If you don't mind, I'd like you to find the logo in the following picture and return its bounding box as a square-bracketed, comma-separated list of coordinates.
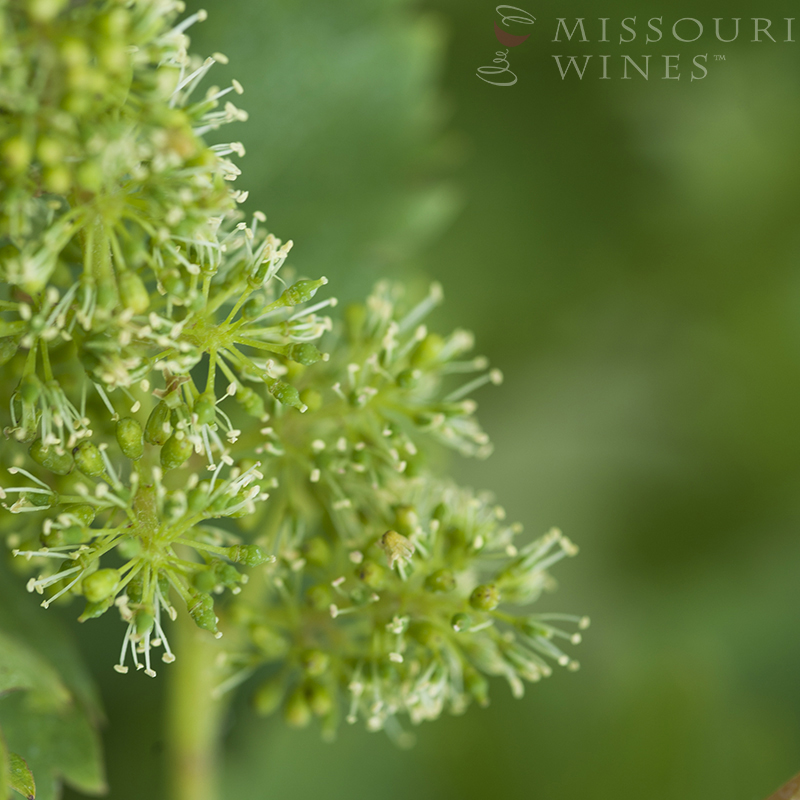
[477, 6, 536, 86]
[477, 9, 797, 86]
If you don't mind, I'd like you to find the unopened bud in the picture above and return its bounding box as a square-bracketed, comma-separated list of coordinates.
[286, 343, 324, 366]
[193, 392, 217, 426]
[29, 440, 73, 476]
[355, 560, 384, 589]
[469, 584, 500, 612]
[279, 277, 326, 307]
[82, 568, 119, 603]
[425, 569, 456, 594]
[451, 613, 472, 632]
[188, 591, 217, 632]
[160, 433, 193, 471]
[116, 417, 144, 460]
[144, 401, 172, 445]
[301, 649, 330, 677]
[73, 441, 105, 478]
[283, 686, 312, 728]
[227, 544, 270, 567]
[119, 271, 150, 314]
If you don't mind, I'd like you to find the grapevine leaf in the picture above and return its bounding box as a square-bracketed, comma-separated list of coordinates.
[0, 731, 8, 800]
[0, 693, 104, 800]
[0, 571, 105, 800]
[0, 631, 70, 713]
[8, 752, 35, 799]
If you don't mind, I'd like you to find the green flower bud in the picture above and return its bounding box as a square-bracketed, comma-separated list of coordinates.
[253, 676, 285, 716]
[213, 562, 241, 588]
[355, 560, 384, 589]
[116, 536, 141, 560]
[135, 610, 154, 637]
[82, 568, 119, 603]
[64, 525, 91, 545]
[144, 401, 172, 445]
[187, 484, 209, 514]
[64, 504, 95, 526]
[116, 417, 144, 459]
[96, 281, 118, 312]
[301, 537, 330, 568]
[264, 377, 305, 411]
[300, 649, 330, 677]
[306, 682, 334, 717]
[235, 387, 265, 418]
[40, 527, 64, 548]
[161, 272, 186, 297]
[279, 277, 327, 307]
[29, 440, 73, 476]
[127, 572, 144, 604]
[207, 492, 230, 515]
[286, 343, 324, 366]
[227, 544, 270, 567]
[160, 433, 193, 471]
[425, 568, 456, 594]
[469, 584, 500, 612]
[188, 591, 217, 632]
[284, 686, 312, 728]
[79, 595, 115, 622]
[193, 392, 217, 425]
[118, 270, 149, 314]
[73, 441, 105, 478]
[451, 613, 473, 633]
[26, 490, 53, 508]
[192, 568, 217, 594]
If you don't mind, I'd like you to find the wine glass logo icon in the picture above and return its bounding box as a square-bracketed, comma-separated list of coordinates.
[494, 5, 536, 47]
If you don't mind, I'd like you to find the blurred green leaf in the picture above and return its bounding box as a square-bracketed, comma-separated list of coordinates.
[0, 631, 69, 713]
[0, 568, 105, 800]
[186, 0, 459, 299]
[0, 693, 104, 800]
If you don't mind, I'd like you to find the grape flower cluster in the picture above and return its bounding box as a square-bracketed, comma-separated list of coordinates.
[0, 0, 587, 741]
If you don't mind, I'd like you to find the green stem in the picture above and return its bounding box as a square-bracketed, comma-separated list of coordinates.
[166, 614, 227, 800]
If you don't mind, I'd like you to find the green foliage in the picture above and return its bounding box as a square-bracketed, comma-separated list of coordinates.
[7, 752, 36, 800]
[0, 567, 104, 800]
[0, 0, 584, 791]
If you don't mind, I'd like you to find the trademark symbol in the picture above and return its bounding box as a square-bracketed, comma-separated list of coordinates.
[714, 54, 726, 61]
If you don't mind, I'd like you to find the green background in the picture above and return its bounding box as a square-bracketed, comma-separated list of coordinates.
[63, 0, 800, 797]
